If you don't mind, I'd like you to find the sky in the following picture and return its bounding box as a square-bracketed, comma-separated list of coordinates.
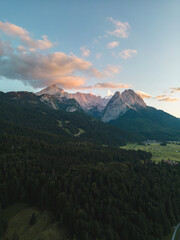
[0, 0, 180, 117]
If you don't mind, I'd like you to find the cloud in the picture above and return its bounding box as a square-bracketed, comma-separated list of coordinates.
[154, 95, 168, 99]
[119, 49, 137, 59]
[17, 45, 26, 52]
[78, 82, 131, 90]
[107, 17, 130, 38]
[154, 94, 179, 102]
[0, 38, 13, 56]
[103, 65, 122, 77]
[96, 53, 102, 60]
[158, 97, 178, 102]
[136, 91, 152, 99]
[107, 89, 113, 96]
[0, 21, 53, 50]
[0, 39, 102, 88]
[107, 41, 119, 49]
[80, 46, 90, 57]
[0, 21, 125, 90]
[170, 87, 180, 93]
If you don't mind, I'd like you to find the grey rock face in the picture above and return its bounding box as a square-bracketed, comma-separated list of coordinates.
[121, 89, 146, 109]
[101, 90, 146, 122]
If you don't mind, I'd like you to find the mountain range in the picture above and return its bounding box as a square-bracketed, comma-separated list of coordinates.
[37, 84, 109, 111]
[0, 90, 140, 146]
[0, 84, 179, 143]
[36, 85, 180, 140]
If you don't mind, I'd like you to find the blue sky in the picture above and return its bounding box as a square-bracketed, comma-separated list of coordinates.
[0, 0, 180, 117]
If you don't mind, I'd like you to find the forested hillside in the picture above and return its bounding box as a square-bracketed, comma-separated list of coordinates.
[0, 135, 180, 240]
[0, 92, 142, 145]
[109, 107, 180, 141]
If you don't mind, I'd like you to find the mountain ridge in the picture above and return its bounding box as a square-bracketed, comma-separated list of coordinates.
[0, 91, 142, 145]
[36, 84, 109, 111]
[1, 86, 180, 141]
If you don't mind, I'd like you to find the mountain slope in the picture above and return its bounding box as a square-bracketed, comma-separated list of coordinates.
[109, 106, 180, 140]
[0, 91, 141, 145]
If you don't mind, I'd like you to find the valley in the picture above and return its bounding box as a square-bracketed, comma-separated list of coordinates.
[121, 142, 180, 162]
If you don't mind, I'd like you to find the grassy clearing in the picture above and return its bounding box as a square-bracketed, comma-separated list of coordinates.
[2, 203, 69, 240]
[57, 120, 63, 127]
[121, 143, 180, 162]
[74, 128, 85, 137]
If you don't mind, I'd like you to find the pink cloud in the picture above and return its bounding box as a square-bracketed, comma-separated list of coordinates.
[108, 18, 130, 38]
[78, 82, 131, 90]
[80, 46, 90, 57]
[0, 43, 102, 88]
[103, 65, 122, 77]
[107, 41, 119, 49]
[0, 21, 53, 50]
[119, 49, 137, 59]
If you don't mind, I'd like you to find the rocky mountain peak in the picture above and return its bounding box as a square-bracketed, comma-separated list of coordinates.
[121, 89, 146, 109]
[101, 91, 133, 122]
[36, 85, 109, 111]
[36, 84, 64, 96]
[111, 91, 121, 99]
[101, 89, 146, 122]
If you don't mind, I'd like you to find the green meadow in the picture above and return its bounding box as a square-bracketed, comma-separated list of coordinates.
[121, 143, 180, 162]
[1, 203, 69, 240]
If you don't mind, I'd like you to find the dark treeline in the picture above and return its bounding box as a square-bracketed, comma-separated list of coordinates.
[0, 135, 180, 240]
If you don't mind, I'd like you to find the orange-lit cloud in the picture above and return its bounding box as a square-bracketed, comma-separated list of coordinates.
[0, 41, 102, 88]
[108, 17, 130, 38]
[154, 95, 168, 99]
[80, 46, 90, 57]
[0, 21, 128, 90]
[78, 82, 131, 90]
[136, 91, 152, 99]
[0, 21, 53, 50]
[170, 87, 180, 93]
[158, 97, 178, 102]
[107, 41, 119, 49]
[119, 49, 137, 59]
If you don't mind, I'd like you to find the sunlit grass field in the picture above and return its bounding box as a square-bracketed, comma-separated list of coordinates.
[121, 143, 180, 162]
